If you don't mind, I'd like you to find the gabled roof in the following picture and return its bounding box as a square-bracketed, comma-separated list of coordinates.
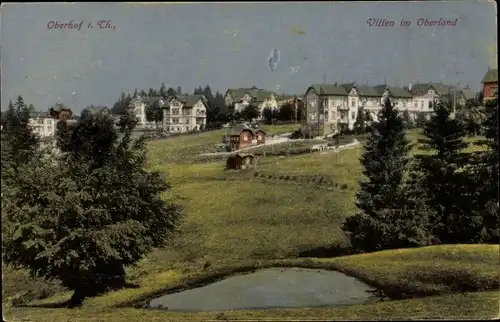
[460, 87, 476, 100]
[410, 83, 451, 96]
[341, 83, 356, 94]
[354, 85, 381, 97]
[482, 69, 498, 83]
[374, 85, 413, 98]
[166, 94, 207, 108]
[308, 84, 349, 96]
[29, 111, 50, 118]
[230, 123, 255, 136]
[226, 88, 275, 103]
[85, 106, 110, 115]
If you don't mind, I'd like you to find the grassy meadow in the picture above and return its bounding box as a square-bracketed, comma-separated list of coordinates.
[3, 124, 498, 321]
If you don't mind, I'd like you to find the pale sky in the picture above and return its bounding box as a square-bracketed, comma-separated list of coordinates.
[1, 1, 497, 113]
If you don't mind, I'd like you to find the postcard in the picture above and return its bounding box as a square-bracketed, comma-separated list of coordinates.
[1, 2, 498, 321]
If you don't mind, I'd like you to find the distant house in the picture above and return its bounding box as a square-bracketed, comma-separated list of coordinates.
[408, 83, 452, 114]
[481, 68, 498, 102]
[49, 105, 73, 120]
[162, 94, 207, 133]
[82, 106, 110, 118]
[374, 85, 414, 120]
[128, 95, 164, 129]
[226, 153, 255, 170]
[225, 87, 278, 117]
[456, 86, 477, 106]
[228, 123, 266, 151]
[28, 111, 57, 137]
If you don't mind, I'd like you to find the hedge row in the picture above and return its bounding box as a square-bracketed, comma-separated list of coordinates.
[252, 171, 350, 190]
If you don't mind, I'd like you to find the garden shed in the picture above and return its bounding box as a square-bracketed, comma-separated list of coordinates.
[226, 153, 255, 170]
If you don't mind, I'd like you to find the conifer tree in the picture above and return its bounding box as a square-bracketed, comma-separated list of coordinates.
[342, 98, 432, 253]
[413, 101, 473, 243]
[472, 98, 499, 243]
[0, 97, 39, 185]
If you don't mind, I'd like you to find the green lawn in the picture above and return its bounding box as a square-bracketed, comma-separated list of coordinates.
[4, 245, 499, 321]
[3, 126, 495, 320]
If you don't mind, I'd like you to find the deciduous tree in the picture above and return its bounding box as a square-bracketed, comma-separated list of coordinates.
[2, 111, 183, 307]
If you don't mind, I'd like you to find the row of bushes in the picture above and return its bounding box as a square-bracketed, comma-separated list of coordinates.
[248, 140, 326, 156]
[253, 171, 350, 190]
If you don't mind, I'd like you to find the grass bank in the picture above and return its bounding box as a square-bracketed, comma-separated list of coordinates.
[4, 245, 499, 321]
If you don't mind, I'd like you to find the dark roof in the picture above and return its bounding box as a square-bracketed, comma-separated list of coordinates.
[482, 69, 498, 83]
[460, 87, 476, 100]
[341, 83, 356, 93]
[166, 95, 206, 108]
[129, 96, 167, 107]
[247, 90, 275, 103]
[29, 111, 50, 118]
[308, 84, 348, 96]
[308, 83, 381, 97]
[355, 85, 381, 97]
[226, 88, 275, 103]
[230, 123, 255, 136]
[85, 106, 110, 115]
[410, 83, 451, 96]
[374, 85, 413, 98]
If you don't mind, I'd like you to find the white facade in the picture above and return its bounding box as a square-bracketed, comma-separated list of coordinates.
[129, 95, 158, 128]
[162, 96, 207, 133]
[226, 89, 278, 116]
[411, 88, 440, 113]
[29, 116, 57, 137]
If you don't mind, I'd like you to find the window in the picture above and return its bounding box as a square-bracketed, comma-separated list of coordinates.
[185, 119, 190, 124]
[351, 99, 355, 107]
[421, 101, 424, 109]
[186, 127, 189, 132]
[491, 87, 498, 96]
[351, 112, 356, 120]
[414, 101, 417, 109]
[402, 101, 406, 108]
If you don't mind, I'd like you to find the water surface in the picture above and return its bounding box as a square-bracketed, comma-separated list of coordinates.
[149, 267, 378, 312]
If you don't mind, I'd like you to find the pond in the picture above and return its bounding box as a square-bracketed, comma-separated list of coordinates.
[149, 267, 380, 312]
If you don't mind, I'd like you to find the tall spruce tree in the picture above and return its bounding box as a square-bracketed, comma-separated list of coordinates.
[342, 97, 432, 253]
[2, 111, 183, 307]
[1, 97, 39, 185]
[413, 101, 473, 243]
[472, 97, 499, 243]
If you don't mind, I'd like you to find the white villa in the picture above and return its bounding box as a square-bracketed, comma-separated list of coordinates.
[162, 94, 208, 133]
[225, 87, 278, 117]
[303, 81, 459, 135]
[408, 83, 453, 114]
[28, 111, 57, 137]
[128, 95, 160, 129]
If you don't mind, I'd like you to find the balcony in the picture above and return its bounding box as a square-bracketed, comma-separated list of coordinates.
[337, 105, 349, 111]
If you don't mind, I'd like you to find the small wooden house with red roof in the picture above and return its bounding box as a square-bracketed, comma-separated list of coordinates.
[228, 123, 266, 151]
